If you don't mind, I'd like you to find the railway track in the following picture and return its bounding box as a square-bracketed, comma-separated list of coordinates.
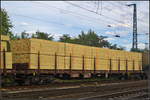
[78, 88, 148, 100]
[1, 79, 137, 91]
[2, 80, 148, 100]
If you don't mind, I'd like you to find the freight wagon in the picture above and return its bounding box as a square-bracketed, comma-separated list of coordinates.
[0, 35, 148, 85]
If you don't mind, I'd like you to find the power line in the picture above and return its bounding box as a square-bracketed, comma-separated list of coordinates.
[10, 13, 84, 31]
[31, 2, 130, 29]
[64, 1, 126, 24]
[91, 1, 148, 26]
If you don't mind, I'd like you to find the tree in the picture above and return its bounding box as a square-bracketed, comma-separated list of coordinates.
[74, 29, 117, 48]
[59, 34, 72, 42]
[58, 29, 124, 50]
[11, 34, 20, 40]
[0, 8, 13, 37]
[32, 30, 53, 40]
[21, 30, 29, 39]
[130, 48, 144, 52]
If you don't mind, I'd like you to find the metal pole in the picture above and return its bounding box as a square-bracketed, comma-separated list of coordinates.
[0, 22, 2, 100]
[0, 36, 2, 100]
[127, 4, 138, 50]
[148, 32, 150, 99]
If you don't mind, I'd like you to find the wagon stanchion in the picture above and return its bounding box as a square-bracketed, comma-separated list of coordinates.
[125, 59, 128, 79]
[0, 31, 2, 100]
[69, 53, 72, 74]
[126, 59, 128, 73]
[54, 52, 57, 74]
[82, 55, 85, 77]
[109, 59, 112, 78]
[118, 58, 120, 73]
[3, 49, 6, 76]
[133, 60, 135, 72]
[37, 52, 41, 76]
[94, 56, 96, 74]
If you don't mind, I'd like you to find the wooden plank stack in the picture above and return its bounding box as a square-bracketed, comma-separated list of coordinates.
[11, 38, 142, 72]
[0, 35, 12, 69]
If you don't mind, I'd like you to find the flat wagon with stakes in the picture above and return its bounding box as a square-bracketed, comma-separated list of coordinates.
[0, 35, 148, 85]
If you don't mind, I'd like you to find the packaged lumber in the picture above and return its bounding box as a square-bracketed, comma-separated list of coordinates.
[118, 51, 126, 71]
[1, 41, 7, 51]
[11, 39, 66, 70]
[1, 35, 10, 41]
[142, 52, 149, 67]
[11, 38, 143, 73]
[0, 52, 12, 69]
[0, 35, 12, 69]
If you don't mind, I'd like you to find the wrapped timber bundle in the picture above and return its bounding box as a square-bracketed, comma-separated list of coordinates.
[0, 35, 12, 70]
[11, 38, 143, 77]
[142, 52, 149, 67]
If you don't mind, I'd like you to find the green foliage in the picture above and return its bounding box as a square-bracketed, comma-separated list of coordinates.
[59, 29, 124, 50]
[0, 8, 13, 37]
[21, 30, 29, 39]
[59, 34, 73, 43]
[130, 48, 146, 52]
[11, 34, 20, 40]
[32, 30, 53, 40]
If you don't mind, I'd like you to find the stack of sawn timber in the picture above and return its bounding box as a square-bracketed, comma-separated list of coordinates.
[11, 38, 142, 72]
[0, 35, 12, 69]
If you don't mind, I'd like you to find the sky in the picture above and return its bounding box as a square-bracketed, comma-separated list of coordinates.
[1, 1, 149, 51]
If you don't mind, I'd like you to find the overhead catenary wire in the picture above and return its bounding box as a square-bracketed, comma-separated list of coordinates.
[30, 1, 135, 36]
[33, 1, 125, 26]
[64, 1, 126, 24]
[85, 1, 148, 26]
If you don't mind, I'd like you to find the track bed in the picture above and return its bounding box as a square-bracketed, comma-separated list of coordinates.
[2, 80, 148, 100]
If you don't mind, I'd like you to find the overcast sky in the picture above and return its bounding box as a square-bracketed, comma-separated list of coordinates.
[1, 1, 149, 51]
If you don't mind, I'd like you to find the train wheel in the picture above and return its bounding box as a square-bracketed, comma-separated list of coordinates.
[2, 75, 15, 86]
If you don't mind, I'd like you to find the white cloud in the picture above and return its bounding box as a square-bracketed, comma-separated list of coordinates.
[123, 43, 132, 51]
[104, 37, 115, 41]
[51, 33, 63, 40]
[105, 31, 115, 35]
[138, 43, 146, 49]
[26, 30, 36, 34]
[20, 22, 30, 26]
[123, 43, 146, 51]
[1, 1, 149, 51]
